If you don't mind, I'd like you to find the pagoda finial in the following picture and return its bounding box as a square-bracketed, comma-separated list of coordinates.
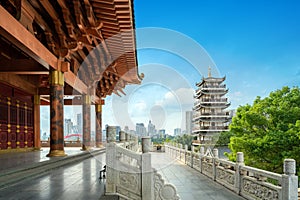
[208, 66, 211, 77]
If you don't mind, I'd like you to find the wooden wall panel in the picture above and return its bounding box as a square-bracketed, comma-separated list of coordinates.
[0, 82, 34, 150]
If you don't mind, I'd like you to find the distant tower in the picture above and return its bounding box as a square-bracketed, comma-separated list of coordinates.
[174, 128, 182, 136]
[185, 111, 193, 134]
[77, 113, 82, 133]
[147, 120, 156, 136]
[192, 68, 230, 144]
[136, 123, 147, 137]
[124, 126, 129, 133]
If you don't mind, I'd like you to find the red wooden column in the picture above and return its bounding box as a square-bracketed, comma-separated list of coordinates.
[82, 94, 91, 150]
[95, 99, 104, 148]
[47, 70, 66, 157]
[33, 95, 41, 149]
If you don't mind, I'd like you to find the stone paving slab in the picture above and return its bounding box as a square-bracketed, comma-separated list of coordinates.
[0, 147, 89, 172]
[0, 153, 106, 200]
[151, 152, 245, 200]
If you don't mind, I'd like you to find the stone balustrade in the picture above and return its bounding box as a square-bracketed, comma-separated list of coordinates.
[165, 143, 299, 200]
[105, 126, 180, 200]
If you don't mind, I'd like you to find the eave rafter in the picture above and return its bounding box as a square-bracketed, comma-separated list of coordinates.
[0, 0, 140, 100]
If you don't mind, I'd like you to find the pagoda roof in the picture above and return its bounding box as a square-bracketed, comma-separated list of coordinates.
[196, 76, 226, 87]
[198, 102, 231, 109]
[195, 89, 228, 96]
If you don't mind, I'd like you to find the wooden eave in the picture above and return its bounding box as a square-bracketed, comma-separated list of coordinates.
[0, 0, 141, 100]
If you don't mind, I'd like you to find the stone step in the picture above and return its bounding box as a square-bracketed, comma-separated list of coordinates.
[0, 148, 105, 189]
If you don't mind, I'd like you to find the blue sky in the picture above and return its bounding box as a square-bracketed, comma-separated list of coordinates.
[41, 0, 300, 136]
[108, 0, 300, 134]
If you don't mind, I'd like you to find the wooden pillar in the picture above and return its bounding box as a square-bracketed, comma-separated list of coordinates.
[95, 101, 103, 148]
[82, 94, 91, 150]
[33, 95, 41, 149]
[47, 70, 66, 157]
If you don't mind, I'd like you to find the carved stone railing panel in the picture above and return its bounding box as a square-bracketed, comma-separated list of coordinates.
[241, 176, 281, 200]
[106, 134, 181, 200]
[215, 159, 236, 191]
[186, 152, 192, 167]
[116, 144, 142, 169]
[240, 165, 282, 186]
[180, 150, 184, 162]
[116, 171, 142, 199]
[164, 144, 298, 200]
[193, 156, 201, 172]
[202, 161, 213, 178]
[216, 166, 235, 191]
[154, 170, 180, 200]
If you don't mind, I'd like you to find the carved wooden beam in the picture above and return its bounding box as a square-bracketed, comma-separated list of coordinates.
[39, 0, 68, 57]
[0, 6, 57, 69]
[0, 73, 36, 94]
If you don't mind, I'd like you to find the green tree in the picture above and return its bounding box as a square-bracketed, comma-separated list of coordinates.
[174, 134, 194, 149]
[227, 86, 300, 175]
[214, 131, 234, 146]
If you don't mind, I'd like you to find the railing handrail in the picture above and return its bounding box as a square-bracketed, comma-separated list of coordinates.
[165, 144, 298, 200]
[240, 165, 283, 182]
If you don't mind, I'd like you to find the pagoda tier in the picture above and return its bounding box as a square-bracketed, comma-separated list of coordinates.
[195, 89, 228, 98]
[192, 72, 231, 143]
[196, 77, 226, 87]
[193, 102, 231, 110]
[195, 118, 230, 123]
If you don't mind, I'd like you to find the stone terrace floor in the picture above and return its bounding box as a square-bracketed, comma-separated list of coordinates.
[0, 148, 245, 200]
[151, 152, 245, 200]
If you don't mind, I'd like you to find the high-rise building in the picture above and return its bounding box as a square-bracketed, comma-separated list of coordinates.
[136, 123, 147, 136]
[147, 120, 156, 136]
[124, 126, 129, 133]
[185, 111, 193, 134]
[158, 129, 166, 138]
[77, 113, 82, 133]
[174, 128, 182, 136]
[64, 119, 73, 136]
[193, 68, 231, 144]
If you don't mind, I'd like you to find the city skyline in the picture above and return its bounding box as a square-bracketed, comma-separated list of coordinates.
[40, 1, 300, 135]
[102, 0, 300, 134]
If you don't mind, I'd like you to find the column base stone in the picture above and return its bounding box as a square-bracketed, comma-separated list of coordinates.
[46, 150, 67, 157]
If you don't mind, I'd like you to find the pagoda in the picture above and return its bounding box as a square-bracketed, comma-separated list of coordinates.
[192, 67, 231, 144]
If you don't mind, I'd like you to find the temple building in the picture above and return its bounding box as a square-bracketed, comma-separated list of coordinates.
[192, 68, 230, 144]
[0, 0, 141, 155]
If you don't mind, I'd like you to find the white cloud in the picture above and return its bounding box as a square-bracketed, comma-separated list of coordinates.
[157, 87, 194, 110]
[133, 101, 147, 111]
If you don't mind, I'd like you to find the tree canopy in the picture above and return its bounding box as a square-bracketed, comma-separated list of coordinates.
[174, 134, 194, 149]
[226, 86, 300, 175]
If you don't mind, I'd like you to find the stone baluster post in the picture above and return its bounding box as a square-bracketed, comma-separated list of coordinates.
[191, 145, 195, 168]
[106, 126, 116, 143]
[141, 136, 153, 200]
[234, 152, 244, 194]
[213, 148, 219, 181]
[120, 131, 125, 142]
[105, 126, 117, 194]
[119, 131, 126, 148]
[135, 136, 139, 151]
[199, 146, 205, 173]
[282, 159, 298, 200]
[185, 144, 188, 164]
[151, 142, 154, 151]
[125, 133, 129, 142]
